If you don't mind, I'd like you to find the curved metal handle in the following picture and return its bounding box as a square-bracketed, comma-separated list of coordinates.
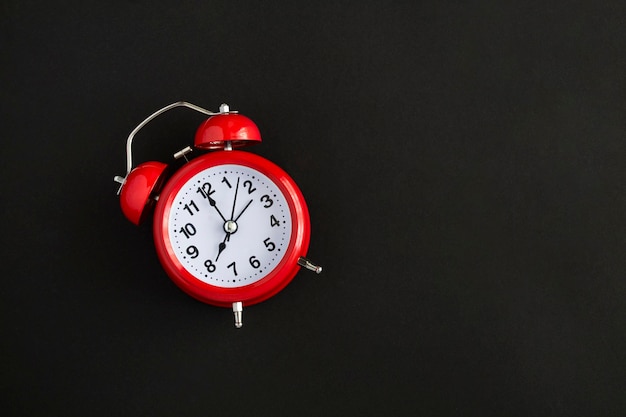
[114, 101, 234, 190]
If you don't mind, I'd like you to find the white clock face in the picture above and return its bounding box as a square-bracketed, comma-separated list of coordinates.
[167, 164, 293, 288]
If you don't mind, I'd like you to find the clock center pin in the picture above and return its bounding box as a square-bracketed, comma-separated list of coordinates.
[224, 220, 238, 234]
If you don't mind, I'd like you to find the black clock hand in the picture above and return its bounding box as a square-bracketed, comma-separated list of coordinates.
[216, 232, 230, 261]
[230, 177, 240, 220]
[207, 195, 227, 222]
[234, 199, 253, 222]
[214, 177, 242, 261]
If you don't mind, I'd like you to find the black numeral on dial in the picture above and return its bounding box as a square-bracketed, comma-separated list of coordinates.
[183, 200, 199, 216]
[260, 194, 273, 208]
[227, 261, 238, 276]
[249, 256, 261, 269]
[270, 215, 280, 227]
[178, 223, 196, 238]
[263, 238, 276, 252]
[186, 245, 199, 259]
[196, 182, 214, 198]
[204, 259, 216, 273]
[243, 180, 257, 194]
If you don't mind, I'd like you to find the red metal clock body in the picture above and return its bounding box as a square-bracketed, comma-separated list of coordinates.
[114, 102, 322, 327]
[152, 150, 311, 308]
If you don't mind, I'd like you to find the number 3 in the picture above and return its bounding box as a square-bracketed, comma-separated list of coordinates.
[260, 194, 273, 208]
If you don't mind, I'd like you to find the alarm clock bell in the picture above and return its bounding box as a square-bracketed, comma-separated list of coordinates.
[114, 102, 258, 225]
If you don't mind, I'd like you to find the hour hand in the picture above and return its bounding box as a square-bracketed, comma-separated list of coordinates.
[208, 195, 227, 222]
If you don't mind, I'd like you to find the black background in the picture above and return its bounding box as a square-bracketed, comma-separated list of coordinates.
[2, 1, 626, 416]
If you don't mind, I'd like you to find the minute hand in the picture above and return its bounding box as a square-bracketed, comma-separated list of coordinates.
[234, 199, 253, 222]
[230, 177, 240, 220]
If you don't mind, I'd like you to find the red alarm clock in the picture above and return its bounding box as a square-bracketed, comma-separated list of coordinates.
[114, 102, 322, 328]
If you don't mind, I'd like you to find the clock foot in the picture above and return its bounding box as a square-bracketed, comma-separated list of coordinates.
[232, 302, 243, 328]
[297, 257, 323, 274]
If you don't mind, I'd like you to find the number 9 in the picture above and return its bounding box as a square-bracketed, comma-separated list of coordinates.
[186, 245, 199, 259]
